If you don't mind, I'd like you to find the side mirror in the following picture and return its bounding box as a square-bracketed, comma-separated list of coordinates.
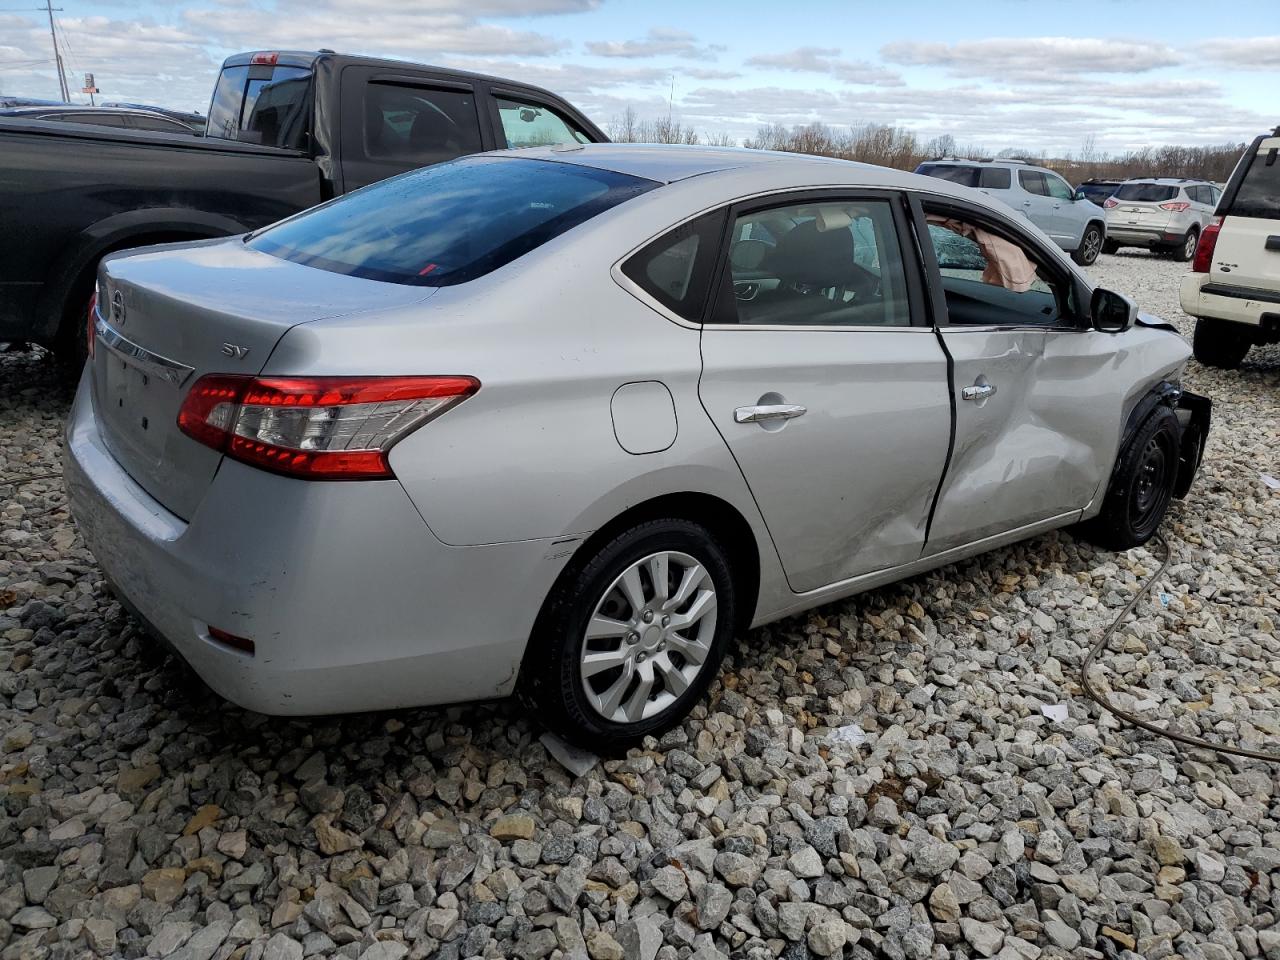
[1091, 287, 1136, 333]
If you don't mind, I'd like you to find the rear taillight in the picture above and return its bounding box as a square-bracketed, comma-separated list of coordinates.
[1103, 197, 1119, 209]
[177, 375, 479, 479]
[1191, 217, 1222, 273]
[251, 52, 279, 65]
[86, 292, 97, 360]
[1159, 201, 1191, 212]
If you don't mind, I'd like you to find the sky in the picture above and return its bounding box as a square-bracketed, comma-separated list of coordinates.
[0, 0, 1276, 155]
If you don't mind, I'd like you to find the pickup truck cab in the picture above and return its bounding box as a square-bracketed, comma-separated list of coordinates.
[0, 50, 606, 360]
[1180, 127, 1280, 369]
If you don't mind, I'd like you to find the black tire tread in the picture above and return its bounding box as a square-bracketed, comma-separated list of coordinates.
[1192, 317, 1251, 369]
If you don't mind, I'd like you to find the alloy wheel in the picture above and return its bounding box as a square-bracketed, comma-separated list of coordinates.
[579, 550, 718, 723]
[1183, 231, 1198, 260]
[1082, 228, 1102, 262]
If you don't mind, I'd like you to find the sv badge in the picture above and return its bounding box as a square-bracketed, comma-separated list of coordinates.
[221, 343, 251, 360]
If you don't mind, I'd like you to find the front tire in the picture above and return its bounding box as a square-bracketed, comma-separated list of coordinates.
[1072, 224, 1104, 266]
[522, 519, 736, 751]
[1079, 407, 1180, 550]
[1192, 317, 1251, 369]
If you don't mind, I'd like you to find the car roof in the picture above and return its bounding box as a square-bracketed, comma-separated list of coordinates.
[488, 143, 996, 201]
[1123, 177, 1209, 185]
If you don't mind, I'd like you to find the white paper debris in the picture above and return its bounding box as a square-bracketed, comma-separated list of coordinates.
[1040, 703, 1069, 722]
[827, 724, 868, 746]
[1261, 473, 1280, 491]
[539, 732, 599, 777]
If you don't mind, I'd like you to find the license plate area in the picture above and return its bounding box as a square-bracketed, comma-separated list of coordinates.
[100, 350, 177, 469]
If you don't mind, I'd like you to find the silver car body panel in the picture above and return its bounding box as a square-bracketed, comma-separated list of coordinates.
[66, 144, 1195, 716]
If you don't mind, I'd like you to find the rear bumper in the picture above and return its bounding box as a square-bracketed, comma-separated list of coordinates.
[64, 370, 569, 716]
[1179, 274, 1280, 332]
[1106, 226, 1181, 246]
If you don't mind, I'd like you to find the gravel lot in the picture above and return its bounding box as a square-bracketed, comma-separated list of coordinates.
[2, 250, 1278, 960]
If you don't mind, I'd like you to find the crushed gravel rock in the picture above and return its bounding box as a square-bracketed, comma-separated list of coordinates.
[2, 250, 1278, 960]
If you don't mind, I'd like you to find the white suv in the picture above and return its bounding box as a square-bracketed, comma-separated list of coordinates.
[1180, 129, 1280, 369]
[915, 159, 1107, 265]
[1103, 178, 1221, 261]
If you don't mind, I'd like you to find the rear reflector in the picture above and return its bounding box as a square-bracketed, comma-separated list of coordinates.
[177, 375, 479, 479]
[1192, 217, 1222, 273]
[208, 626, 255, 656]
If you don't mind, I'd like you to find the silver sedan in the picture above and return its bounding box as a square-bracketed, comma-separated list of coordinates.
[65, 144, 1210, 748]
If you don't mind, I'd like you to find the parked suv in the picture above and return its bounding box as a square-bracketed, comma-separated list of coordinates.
[1103, 178, 1220, 260]
[915, 159, 1107, 265]
[1075, 178, 1122, 205]
[1180, 129, 1280, 368]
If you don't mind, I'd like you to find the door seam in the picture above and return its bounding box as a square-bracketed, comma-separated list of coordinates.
[922, 327, 957, 554]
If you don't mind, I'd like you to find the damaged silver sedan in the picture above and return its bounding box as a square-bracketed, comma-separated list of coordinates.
[65, 145, 1210, 748]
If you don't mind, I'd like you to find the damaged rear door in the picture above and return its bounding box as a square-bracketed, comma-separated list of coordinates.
[914, 197, 1120, 554]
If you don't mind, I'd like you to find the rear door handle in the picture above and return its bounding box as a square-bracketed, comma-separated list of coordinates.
[734, 404, 807, 424]
[1265, 235, 1280, 251]
[962, 383, 997, 402]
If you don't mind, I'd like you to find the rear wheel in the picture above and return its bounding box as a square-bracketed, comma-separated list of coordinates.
[522, 519, 736, 750]
[1102, 239, 1120, 255]
[1172, 228, 1199, 263]
[1072, 224, 1104, 266]
[1192, 317, 1251, 369]
[1079, 406, 1180, 550]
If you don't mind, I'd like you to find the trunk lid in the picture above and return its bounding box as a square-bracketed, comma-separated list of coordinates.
[91, 237, 433, 520]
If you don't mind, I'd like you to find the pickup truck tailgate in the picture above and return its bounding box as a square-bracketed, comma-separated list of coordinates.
[91, 237, 432, 521]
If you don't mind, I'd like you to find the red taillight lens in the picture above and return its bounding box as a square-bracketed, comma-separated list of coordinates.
[251, 52, 279, 65]
[86, 292, 97, 360]
[1191, 217, 1221, 273]
[1159, 201, 1191, 212]
[1103, 197, 1119, 209]
[177, 375, 479, 479]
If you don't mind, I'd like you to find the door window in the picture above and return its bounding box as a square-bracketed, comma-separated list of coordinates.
[1044, 174, 1075, 201]
[360, 83, 483, 165]
[714, 200, 912, 327]
[1018, 170, 1049, 196]
[924, 209, 1072, 327]
[496, 97, 591, 149]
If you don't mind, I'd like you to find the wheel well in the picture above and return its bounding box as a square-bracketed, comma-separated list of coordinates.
[58, 231, 214, 334]
[566, 493, 761, 631]
[1088, 219, 1106, 234]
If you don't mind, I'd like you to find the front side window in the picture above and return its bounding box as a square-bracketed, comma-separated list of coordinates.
[713, 200, 912, 327]
[361, 83, 483, 165]
[924, 208, 1071, 327]
[1019, 170, 1049, 196]
[497, 97, 592, 149]
[249, 156, 655, 286]
[1044, 174, 1075, 201]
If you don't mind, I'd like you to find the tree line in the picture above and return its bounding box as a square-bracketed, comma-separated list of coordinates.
[606, 110, 1247, 184]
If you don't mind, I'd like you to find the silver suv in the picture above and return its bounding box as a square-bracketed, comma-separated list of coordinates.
[915, 158, 1107, 265]
[1103, 178, 1221, 261]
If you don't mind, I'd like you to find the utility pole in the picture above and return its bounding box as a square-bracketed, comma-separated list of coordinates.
[43, 0, 69, 101]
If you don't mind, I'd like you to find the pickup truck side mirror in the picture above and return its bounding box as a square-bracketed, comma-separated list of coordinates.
[1091, 287, 1136, 333]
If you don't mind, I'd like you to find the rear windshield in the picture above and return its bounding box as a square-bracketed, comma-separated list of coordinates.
[1115, 183, 1177, 203]
[1230, 149, 1280, 218]
[917, 164, 1010, 189]
[248, 156, 656, 286]
[1076, 183, 1117, 203]
[207, 63, 311, 148]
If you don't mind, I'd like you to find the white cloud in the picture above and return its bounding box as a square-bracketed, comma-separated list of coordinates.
[745, 46, 902, 86]
[881, 37, 1183, 81]
[584, 27, 721, 60]
[1197, 36, 1280, 69]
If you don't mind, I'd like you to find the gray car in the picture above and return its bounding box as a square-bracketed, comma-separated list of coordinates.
[915, 158, 1108, 266]
[65, 145, 1210, 748]
[1103, 178, 1222, 261]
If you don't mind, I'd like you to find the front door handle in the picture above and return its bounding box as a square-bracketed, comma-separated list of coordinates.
[734, 403, 807, 424]
[962, 382, 997, 402]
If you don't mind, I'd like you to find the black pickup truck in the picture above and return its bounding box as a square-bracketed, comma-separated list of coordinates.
[0, 50, 606, 359]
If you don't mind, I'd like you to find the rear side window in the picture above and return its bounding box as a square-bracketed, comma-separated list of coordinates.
[249, 156, 655, 286]
[497, 97, 592, 149]
[362, 83, 482, 165]
[1230, 150, 1280, 218]
[1116, 183, 1177, 203]
[979, 167, 1011, 189]
[918, 164, 979, 187]
[1019, 170, 1048, 196]
[621, 211, 725, 321]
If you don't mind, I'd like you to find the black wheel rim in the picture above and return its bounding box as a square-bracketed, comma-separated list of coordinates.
[1131, 433, 1174, 535]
